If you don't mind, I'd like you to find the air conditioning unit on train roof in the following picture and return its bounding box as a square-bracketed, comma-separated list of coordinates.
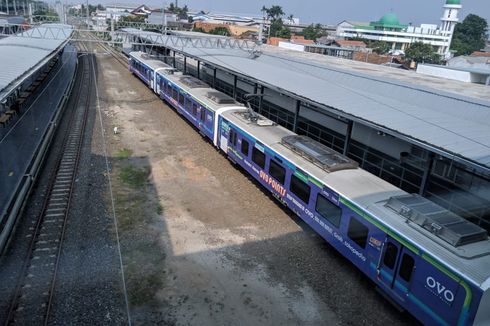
[205, 91, 235, 105]
[385, 194, 488, 248]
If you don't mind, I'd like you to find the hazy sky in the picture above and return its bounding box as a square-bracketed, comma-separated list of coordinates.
[98, 0, 490, 27]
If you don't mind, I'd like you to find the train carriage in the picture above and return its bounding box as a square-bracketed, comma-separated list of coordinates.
[128, 51, 490, 325]
[129, 51, 174, 90]
[218, 108, 490, 326]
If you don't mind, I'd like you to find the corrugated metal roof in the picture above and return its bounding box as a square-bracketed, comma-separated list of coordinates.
[123, 29, 490, 170]
[0, 23, 73, 98]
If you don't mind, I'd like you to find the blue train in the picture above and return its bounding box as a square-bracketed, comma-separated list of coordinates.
[129, 51, 490, 325]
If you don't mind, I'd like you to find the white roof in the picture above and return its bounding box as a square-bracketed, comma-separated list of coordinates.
[121, 29, 490, 172]
[0, 23, 73, 100]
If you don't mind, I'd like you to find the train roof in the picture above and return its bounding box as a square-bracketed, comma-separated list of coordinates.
[129, 51, 172, 71]
[159, 71, 244, 111]
[221, 109, 490, 289]
[129, 51, 244, 112]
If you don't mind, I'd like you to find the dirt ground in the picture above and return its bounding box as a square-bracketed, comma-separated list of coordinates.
[93, 51, 417, 326]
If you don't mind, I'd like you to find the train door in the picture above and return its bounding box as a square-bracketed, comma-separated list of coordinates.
[156, 75, 161, 94]
[378, 237, 416, 303]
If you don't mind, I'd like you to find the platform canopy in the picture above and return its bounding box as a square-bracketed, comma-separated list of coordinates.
[0, 24, 73, 101]
[122, 29, 490, 173]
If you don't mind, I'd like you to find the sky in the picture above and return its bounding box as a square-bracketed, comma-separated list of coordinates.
[96, 0, 490, 27]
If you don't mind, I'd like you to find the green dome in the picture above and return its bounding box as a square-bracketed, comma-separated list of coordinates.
[446, 0, 461, 4]
[379, 13, 400, 26]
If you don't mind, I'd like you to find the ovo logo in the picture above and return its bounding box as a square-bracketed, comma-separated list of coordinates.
[426, 276, 455, 303]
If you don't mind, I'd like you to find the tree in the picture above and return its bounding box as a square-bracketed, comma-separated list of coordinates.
[210, 27, 230, 36]
[451, 14, 488, 56]
[168, 2, 176, 13]
[405, 42, 441, 64]
[371, 41, 390, 54]
[302, 23, 325, 40]
[193, 27, 205, 33]
[115, 15, 146, 30]
[348, 37, 389, 54]
[166, 2, 187, 20]
[262, 5, 284, 21]
[261, 5, 291, 38]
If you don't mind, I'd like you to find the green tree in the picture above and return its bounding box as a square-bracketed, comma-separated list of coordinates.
[261, 5, 291, 38]
[262, 5, 284, 21]
[405, 42, 441, 64]
[80, 4, 98, 16]
[115, 15, 146, 30]
[168, 2, 176, 13]
[451, 14, 488, 56]
[33, 8, 59, 22]
[371, 41, 390, 54]
[302, 23, 325, 40]
[192, 27, 205, 33]
[166, 2, 187, 20]
[210, 27, 230, 36]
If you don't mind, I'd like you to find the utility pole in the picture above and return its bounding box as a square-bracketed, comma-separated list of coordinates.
[161, 0, 166, 34]
[86, 0, 89, 27]
[13, 0, 16, 15]
[29, 3, 33, 24]
[5, 0, 9, 15]
[110, 12, 115, 44]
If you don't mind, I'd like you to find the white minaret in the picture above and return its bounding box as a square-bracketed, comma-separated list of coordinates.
[440, 0, 462, 57]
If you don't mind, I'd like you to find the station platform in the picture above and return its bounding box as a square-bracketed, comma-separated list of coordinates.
[0, 44, 77, 250]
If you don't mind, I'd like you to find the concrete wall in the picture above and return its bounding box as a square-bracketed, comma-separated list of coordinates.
[278, 42, 305, 52]
[417, 64, 472, 83]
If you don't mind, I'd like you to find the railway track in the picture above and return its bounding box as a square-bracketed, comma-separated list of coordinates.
[85, 32, 129, 68]
[4, 42, 93, 325]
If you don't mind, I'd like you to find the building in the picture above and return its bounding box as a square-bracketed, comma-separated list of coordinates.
[337, 0, 462, 59]
[146, 12, 177, 25]
[417, 55, 490, 85]
[131, 5, 153, 17]
[333, 40, 367, 51]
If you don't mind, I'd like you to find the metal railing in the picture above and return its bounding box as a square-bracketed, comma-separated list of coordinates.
[0, 23, 259, 52]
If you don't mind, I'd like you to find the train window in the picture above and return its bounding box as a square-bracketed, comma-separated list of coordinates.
[185, 97, 192, 111]
[241, 139, 249, 156]
[269, 160, 285, 184]
[172, 88, 178, 101]
[315, 194, 341, 228]
[398, 254, 415, 283]
[347, 217, 369, 249]
[383, 243, 398, 270]
[200, 108, 205, 121]
[192, 103, 198, 116]
[179, 93, 185, 106]
[252, 147, 265, 169]
[290, 175, 311, 204]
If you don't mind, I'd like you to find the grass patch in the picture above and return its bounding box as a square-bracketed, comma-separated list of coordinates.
[116, 194, 145, 232]
[156, 203, 164, 215]
[119, 164, 148, 188]
[127, 268, 165, 307]
[116, 148, 133, 159]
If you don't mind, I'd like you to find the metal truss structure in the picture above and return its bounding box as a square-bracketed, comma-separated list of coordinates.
[0, 22, 259, 52]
